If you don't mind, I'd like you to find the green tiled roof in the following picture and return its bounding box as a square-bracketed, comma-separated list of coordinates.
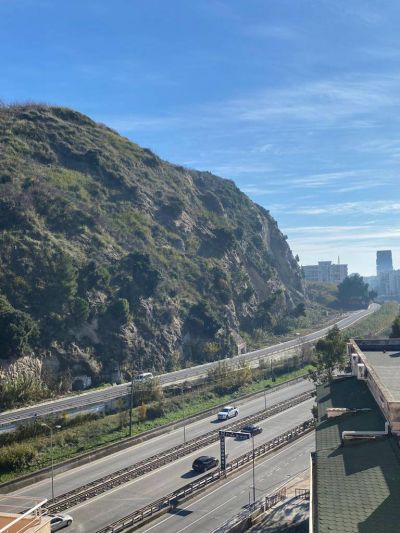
[315, 377, 400, 533]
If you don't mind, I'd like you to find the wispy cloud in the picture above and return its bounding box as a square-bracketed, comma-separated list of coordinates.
[292, 201, 400, 216]
[103, 74, 400, 134]
[240, 185, 273, 196]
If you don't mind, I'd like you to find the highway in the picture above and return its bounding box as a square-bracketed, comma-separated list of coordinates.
[136, 432, 314, 533]
[0, 304, 378, 426]
[54, 399, 313, 532]
[13, 380, 313, 500]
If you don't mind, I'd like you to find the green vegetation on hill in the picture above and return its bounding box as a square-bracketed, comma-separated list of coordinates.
[0, 103, 304, 395]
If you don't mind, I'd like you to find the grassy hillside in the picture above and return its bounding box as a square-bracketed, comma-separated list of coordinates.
[0, 103, 305, 399]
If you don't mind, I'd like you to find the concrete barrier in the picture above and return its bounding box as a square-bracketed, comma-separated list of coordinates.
[0, 376, 307, 494]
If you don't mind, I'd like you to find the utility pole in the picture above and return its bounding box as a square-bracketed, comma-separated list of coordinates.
[129, 373, 134, 437]
[40, 423, 61, 500]
[252, 435, 256, 506]
[182, 384, 186, 444]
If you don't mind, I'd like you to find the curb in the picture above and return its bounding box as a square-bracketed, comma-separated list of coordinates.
[0, 376, 308, 493]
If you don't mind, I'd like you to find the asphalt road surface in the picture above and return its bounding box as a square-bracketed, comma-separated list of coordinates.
[136, 432, 314, 533]
[62, 399, 314, 532]
[0, 304, 378, 427]
[13, 379, 313, 501]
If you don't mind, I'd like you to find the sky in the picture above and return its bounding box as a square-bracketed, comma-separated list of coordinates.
[1, 0, 400, 275]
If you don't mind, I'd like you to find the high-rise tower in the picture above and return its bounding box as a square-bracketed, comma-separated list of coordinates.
[376, 250, 393, 275]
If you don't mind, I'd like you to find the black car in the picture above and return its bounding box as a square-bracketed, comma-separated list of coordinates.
[237, 424, 263, 439]
[192, 455, 219, 473]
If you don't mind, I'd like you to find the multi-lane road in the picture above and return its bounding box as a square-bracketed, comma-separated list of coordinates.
[12, 380, 315, 532]
[136, 432, 314, 533]
[60, 399, 314, 531]
[0, 304, 378, 427]
[13, 380, 313, 500]
[10, 380, 313, 533]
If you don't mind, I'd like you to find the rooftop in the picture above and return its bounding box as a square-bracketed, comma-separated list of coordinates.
[0, 495, 50, 533]
[314, 376, 400, 533]
[361, 350, 400, 402]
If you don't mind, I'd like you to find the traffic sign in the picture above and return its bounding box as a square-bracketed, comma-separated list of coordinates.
[219, 430, 251, 471]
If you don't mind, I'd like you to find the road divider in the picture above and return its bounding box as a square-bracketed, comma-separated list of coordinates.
[47, 390, 314, 514]
[96, 419, 314, 533]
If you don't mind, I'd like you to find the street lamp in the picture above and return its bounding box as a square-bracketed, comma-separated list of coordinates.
[252, 435, 256, 506]
[182, 384, 186, 444]
[129, 373, 135, 437]
[40, 423, 61, 500]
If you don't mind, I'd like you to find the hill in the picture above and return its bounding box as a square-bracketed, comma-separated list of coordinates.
[0, 103, 304, 391]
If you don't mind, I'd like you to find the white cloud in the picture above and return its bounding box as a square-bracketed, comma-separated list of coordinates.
[102, 73, 400, 135]
[293, 201, 400, 216]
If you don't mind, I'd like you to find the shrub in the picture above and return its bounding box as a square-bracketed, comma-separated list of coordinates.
[0, 443, 37, 473]
[137, 402, 147, 422]
[146, 402, 165, 420]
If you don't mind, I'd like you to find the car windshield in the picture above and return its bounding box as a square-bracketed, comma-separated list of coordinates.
[221, 408, 231, 412]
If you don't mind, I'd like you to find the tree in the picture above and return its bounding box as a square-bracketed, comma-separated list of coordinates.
[292, 302, 306, 317]
[0, 296, 39, 359]
[390, 313, 400, 338]
[107, 298, 131, 324]
[186, 300, 221, 337]
[118, 252, 161, 305]
[71, 297, 90, 324]
[309, 326, 346, 384]
[337, 274, 372, 309]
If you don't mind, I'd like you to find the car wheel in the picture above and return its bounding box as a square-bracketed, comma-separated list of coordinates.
[235, 411, 238, 417]
[67, 521, 72, 527]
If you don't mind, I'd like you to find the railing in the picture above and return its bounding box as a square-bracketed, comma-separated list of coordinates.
[96, 419, 314, 533]
[47, 391, 314, 513]
[295, 488, 310, 500]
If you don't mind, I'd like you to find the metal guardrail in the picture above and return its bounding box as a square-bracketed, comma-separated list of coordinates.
[212, 487, 287, 533]
[47, 390, 314, 513]
[295, 488, 310, 499]
[96, 419, 314, 533]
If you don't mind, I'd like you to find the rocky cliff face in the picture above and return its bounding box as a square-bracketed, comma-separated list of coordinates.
[0, 104, 304, 382]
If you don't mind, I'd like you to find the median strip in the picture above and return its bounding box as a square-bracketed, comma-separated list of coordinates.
[47, 390, 314, 513]
[96, 419, 314, 533]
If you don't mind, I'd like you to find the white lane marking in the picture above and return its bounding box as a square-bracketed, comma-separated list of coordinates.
[175, 496, 237, 533]
[15, 383, 311, 494]
[64, 402, 313, 512]
[138, 433, 313, 533]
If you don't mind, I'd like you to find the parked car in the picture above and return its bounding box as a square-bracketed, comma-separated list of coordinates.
[236, 424, 263, 439]
[217, 406, 239, 420]
[49, 514, 73, 531]
[192, 455, 219, 473]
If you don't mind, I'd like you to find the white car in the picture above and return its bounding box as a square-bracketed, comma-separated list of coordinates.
[49, 514, 73, 531]
[217, 406, 239, 420]
[134, 372, 154, 381]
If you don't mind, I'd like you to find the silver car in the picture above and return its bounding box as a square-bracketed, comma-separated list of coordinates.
[49, 514, 73, 531]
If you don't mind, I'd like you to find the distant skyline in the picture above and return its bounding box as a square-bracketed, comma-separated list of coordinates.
[1, 0, 400, 275]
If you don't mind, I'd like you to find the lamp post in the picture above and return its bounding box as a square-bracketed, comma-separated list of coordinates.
[129, 372, 135, 437]
[252, 435, 256, 506]
[40, 423, 61, 500]
[182, 384, 186, 444]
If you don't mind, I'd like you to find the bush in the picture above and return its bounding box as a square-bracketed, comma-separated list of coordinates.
[146, 402, 165, 420]
[0, 443, 37, 473]
[138, 402, 147, 422]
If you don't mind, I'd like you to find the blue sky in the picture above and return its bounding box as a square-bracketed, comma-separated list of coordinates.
[1, 0, 400, 275]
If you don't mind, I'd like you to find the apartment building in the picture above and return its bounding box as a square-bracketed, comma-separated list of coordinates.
[303, 261, 348, 284]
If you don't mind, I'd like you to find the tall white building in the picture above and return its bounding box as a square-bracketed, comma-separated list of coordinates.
[378, 269, 400, 299]
[303, 260, 348, 284]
